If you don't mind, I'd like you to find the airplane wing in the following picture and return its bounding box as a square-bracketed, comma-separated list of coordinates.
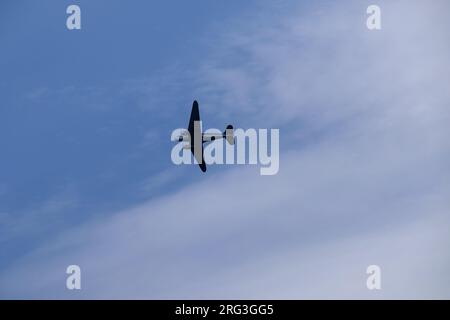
[188, 100, 206, 172]
[198, 162, 206, 172]
[188, 100, 200, 135]
[194, 146, 207, 172]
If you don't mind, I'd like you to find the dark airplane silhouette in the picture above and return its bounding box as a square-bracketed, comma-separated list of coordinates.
[178, 100, 234, 172]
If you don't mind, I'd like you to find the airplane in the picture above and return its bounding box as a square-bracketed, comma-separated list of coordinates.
[177, 100, 234, 172]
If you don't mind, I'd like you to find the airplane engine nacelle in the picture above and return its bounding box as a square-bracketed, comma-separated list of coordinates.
[177, 130, 190, 142]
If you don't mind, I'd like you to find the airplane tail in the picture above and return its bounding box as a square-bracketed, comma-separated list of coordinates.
[223, 125, 234, 145]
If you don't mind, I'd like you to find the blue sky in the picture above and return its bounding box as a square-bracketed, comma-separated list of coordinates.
[0, 0, 253, 266]
[1, 0, 450, 298]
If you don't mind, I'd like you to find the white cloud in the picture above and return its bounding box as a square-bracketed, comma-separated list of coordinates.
[1, 140, 449, 298]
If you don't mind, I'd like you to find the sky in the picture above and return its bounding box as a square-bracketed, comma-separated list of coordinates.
[0, 0, 449, 299]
